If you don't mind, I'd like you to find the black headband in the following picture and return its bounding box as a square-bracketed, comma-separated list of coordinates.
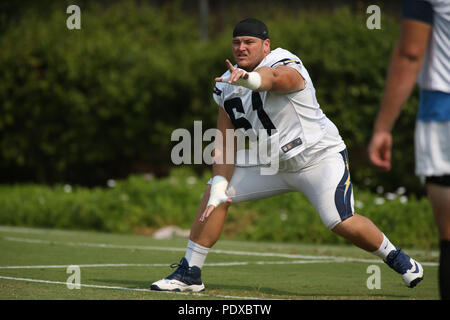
[233, 18, 269, 40]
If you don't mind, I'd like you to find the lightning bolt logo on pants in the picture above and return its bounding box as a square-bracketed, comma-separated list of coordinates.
[334, 149, 354, 221]
[343, 159, 351, 204]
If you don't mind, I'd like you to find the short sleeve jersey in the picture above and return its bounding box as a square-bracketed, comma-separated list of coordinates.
[404, 0, 450, 93]
[212, 48, 328, 161]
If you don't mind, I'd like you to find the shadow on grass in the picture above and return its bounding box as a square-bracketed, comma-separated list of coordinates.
[205, 283, 410, 299]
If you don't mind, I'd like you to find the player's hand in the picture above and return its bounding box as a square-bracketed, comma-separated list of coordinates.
[199, 197, 232, 223]
[368, 131, 392, 171]
[199, 176, 232, 223]
[215, 59, 249, 84]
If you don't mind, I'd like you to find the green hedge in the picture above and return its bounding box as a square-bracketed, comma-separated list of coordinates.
[0, 1, 224, 184]
[0, 2, 424, 194]
[0, 168, 438, 249]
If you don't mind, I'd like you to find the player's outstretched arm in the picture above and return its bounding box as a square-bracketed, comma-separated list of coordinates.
[368, 19, 431, 170]
[254, 65, 304, 93]
[215, 59, 305, 93]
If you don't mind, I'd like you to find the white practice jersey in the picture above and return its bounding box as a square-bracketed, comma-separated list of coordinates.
[213, 48, 329, 162]
[419, 0, 450, 93]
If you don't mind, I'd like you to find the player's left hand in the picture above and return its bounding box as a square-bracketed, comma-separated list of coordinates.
[215, 59, 249, 84]
[368, 131, 393, 171]
[199, 197, 232, 223]
[199, 176, 232, 223]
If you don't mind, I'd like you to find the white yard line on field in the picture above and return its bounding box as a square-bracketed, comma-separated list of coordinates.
[0, 260, 335, 270]
[0, 225, 439, 256]
[1, 236, 439, 266]
[0, 275, 275, 300]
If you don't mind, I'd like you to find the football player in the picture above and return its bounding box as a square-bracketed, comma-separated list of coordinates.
[369, 0, 450, 300]
[151, 18, 424, 292]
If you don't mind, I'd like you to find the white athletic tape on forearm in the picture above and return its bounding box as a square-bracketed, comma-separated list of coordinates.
[207, 175, 229, 208]
[221, 69, 261, 91]
[234, 71, 261, 90]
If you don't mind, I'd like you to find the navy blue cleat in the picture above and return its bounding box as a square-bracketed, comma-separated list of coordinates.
[150, 258, 205, 292]
[385, 248, 424, 288]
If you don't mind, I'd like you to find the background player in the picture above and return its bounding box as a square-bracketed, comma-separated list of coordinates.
[368, 0, 450, 300]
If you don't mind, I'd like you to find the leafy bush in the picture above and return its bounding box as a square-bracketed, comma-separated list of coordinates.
[0, 3, 424, 196]
[0, 1, 222, 184]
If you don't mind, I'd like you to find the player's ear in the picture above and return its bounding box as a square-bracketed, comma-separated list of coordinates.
[263, 39, 270, 54]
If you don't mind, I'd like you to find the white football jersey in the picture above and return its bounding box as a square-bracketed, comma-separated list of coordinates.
[213, 47, 329, 161]
[419, 0, 450, 93]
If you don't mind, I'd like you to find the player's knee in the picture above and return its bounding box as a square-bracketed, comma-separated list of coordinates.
[329, 215, 356, 234]
[320, 210, 354, 231]
[323, 216, 344, 231]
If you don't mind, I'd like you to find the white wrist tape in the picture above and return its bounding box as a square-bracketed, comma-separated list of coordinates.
[235, 71, 262, 90]
[223, 69, 261, 91]
[207, 175, 229, 208]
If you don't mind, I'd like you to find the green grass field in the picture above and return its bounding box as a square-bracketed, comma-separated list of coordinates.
[0, 225, 439, 300]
